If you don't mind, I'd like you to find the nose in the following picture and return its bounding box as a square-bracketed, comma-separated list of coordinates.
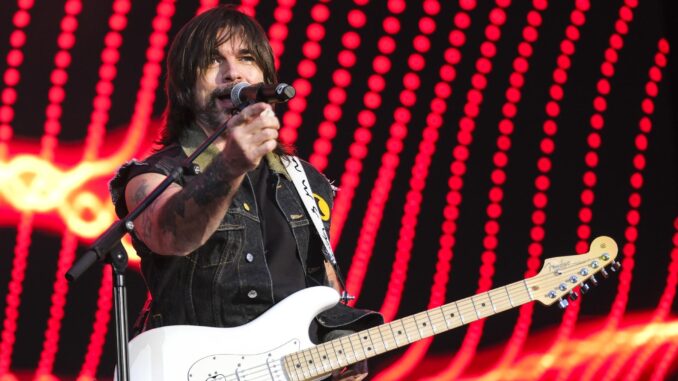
[219, 60, 243, 84]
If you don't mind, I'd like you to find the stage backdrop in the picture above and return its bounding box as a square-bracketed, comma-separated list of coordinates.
[0, 0, 675, 380]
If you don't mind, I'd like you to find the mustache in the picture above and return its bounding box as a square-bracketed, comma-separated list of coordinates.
[210, 86, 234, 102]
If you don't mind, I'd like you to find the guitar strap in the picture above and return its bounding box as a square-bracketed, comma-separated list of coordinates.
[281, 155, 353, 303]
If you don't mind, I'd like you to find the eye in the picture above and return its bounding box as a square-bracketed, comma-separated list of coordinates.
[240, 54, 256, 63]
[210, 54, 224, 65]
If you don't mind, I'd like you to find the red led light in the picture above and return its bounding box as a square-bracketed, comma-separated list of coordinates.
[372, 55, 391, 73]
[78, 269, 113, 380]
[36, 233, 77, 378]
[413, 36, 431, 52]
[347, 9, 366, 28]
[489, 8, 506, 25]
[454, 13, 471, 29]
[279, 2, 336, 147]
[0, 0, 34, 155]
[306, 23, 325, 41]
[0, 214, 34, 375]
[311, 3, 329, 21]
[419, 17, 436, 34]
[591, 45, 670, 379]
[486, 24, 502, 41]
[380, 17, 399, 35]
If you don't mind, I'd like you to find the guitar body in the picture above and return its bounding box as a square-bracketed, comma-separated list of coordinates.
[122, 286, 340, 381]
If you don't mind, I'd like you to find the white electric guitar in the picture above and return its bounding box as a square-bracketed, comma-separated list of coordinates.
[123, 236, 618, 380]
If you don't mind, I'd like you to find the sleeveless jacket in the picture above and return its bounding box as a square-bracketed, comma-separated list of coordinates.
[109, 137, 382, 334]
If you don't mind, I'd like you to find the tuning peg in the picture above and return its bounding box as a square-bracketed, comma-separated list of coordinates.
[558, 298, 570, 309]
[612, 261, 621, 271]
[568, 291, 578, 301]
[589, 275, 599, 287]
[600, 268, 609, 278]
[580, 283, 590, 294]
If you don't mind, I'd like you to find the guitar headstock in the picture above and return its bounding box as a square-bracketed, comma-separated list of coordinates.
[528, 236, 619, 308]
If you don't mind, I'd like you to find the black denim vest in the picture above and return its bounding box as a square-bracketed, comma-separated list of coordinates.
[110, 144, 382, 335]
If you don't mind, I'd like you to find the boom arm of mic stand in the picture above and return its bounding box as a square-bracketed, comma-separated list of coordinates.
[66, 116, 231, 282]
[65, 165, 184, 282]
[63, 110, 234, 381]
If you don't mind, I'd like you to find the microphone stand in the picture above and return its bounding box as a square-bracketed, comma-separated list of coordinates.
[66, 106, 244, 380]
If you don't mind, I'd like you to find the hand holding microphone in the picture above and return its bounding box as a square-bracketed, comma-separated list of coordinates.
[230, 82, 296, 109]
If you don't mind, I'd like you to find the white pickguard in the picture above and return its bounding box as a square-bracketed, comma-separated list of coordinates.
[122, 286, 340, 381]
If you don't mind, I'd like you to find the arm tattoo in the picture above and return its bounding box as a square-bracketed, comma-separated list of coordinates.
[190, 158, 234, 206]
[134, 179, 154, 240]
[157, 156, 235, 240]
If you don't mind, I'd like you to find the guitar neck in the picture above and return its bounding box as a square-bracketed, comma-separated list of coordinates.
[283, 279, 535, 380]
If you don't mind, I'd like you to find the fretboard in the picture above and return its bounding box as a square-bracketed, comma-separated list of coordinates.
[282, 279, 534, 381]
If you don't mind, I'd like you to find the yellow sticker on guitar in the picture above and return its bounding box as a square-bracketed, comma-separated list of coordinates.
[313, 193, 331, 221]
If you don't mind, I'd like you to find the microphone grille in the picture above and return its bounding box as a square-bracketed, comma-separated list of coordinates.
[230, 82, 251, 107]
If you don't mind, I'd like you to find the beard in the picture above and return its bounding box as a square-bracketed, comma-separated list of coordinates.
[193, 86, 233, 132]
[191, 87, 287, 155]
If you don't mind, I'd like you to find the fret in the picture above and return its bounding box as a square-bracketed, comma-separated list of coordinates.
[457, 299, 476, 324]
[523, 280, 533, 300]
[425, 309, 442, 333]
[438, 305, 452, 329]
[379, 324, 396, 349]
[456, 301, 467, 324]
[489, 288, 510, 312]
[470, 296, 481, 319]
[442, 302, 463, 327]
[363, 328, 386, 356]
[487, 289, 498, 313]
[300, 349, 317, 377]
[357, 330, 374, 357]
[340, 336, 358, 364]
[504, 285, 514, 307]
[402, 315, 421, 341]
[413, 312, 434, 338]
[371, 326, 388, 353]
[317, 342, 334, 372]
[309, 346, 325, 375]
[472, 293, 493, 319]
[389, 319, 409, 346]
[293, 350, 309, 379]
[508, 282, 530, 305]
[284, 355, 301, 381]
[330, 338, 348, 367]
[290, 351, 307, 380]
[348, 333, 367, 361]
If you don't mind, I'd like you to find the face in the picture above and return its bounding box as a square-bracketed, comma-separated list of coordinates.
[193, 31, 265, 131]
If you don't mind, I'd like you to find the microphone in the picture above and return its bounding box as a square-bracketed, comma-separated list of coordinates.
[230, 82, 296, 108]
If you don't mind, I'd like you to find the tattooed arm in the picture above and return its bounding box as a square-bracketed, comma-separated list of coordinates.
[125, 102, 279, 255]
[124, 157, 244, 255]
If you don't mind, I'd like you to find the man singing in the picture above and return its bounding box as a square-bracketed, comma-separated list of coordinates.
[109, 4, 380, 380]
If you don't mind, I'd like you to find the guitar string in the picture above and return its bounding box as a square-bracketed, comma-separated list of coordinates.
[204, 256, 611, 381]
[223, 257, 610, 381]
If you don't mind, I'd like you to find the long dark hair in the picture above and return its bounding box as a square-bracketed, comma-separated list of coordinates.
[160, 5, 277, 146]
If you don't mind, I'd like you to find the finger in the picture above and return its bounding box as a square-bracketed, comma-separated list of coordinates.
[254, 107, 279, 130]
[225, 103, 269, 129]
[259, 106, 275, 119]
[257, 124, 279, 141]
[252, 139, 277, 158]
[239, 102, 272, 121]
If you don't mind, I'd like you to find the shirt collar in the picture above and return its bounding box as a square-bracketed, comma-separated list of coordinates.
[179, 127, 291, 180]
